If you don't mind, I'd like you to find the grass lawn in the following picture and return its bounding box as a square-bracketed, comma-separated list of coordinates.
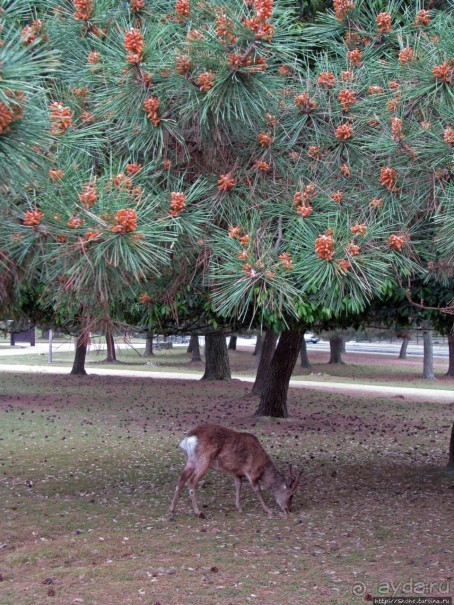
[0, 338, 452, 391]
[0, 371, 452, 604]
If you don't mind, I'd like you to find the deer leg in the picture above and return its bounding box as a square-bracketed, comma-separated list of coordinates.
[187, 465, 210, 519]
[169, 465, 195, 519]
[234, 476, 242, 512]
[248, 478, 272, 515]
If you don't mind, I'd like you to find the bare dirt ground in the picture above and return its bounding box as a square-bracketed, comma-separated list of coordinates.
[0, 368, 453, 605]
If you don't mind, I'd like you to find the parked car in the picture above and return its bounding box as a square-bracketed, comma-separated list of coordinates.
[305, 334, 320, 343]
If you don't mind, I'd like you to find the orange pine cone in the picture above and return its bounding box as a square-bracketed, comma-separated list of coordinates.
[379, 167, 398, 191]
[335, 123, 352, 140]
[126, 162, 142, 175]
[398, 47, 414, 65]
[218, 173, 235, 192]
[376, 12, 392, 33]
[114, 208, 137, 232]
[23, 209, 44, 226]
[347, 49, 362, 66]
[170, 192, 186, 216]
[198, 71, 215, 92]
[317, 72, 336, 88]
[338, 89, 356, 112]
[387, 233, 408, 250]
[294, 93, 317, 111]
[73, 0, 93, 21]
[350, 222, 367, 235]
[257, 132, 273, 147]
[444, 127, 454, 144]
[415, 10, 430, 26]
[333, 0, 355, 21]
[278, 252, 293, 270]
[49, 102, 73, 134]
[49, 168, 64, 181]
[433, 62, 452, 84]
[315, 233, 335, 261]
[131, 0, 144, 12]
[143, 96, 160, 126]
[79, 183, 97, 208]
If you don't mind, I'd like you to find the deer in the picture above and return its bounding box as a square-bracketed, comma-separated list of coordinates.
[169, 423, 303, 519]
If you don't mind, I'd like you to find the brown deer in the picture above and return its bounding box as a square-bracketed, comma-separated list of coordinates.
[169, 423, 303, 519]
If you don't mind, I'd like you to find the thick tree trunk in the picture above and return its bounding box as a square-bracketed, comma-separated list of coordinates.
[300, 336, 311, 369]
[201, 332, 231, 380]
[71, 335, 87, 375]
[422, 328, 436, 380]
[329, 336, 344, 364]
[187, 336, 194, 353]
[228, 335, 237, 350]
[253, 333, 262, 356]
[448, 420, 454, 469]
[446, 334, 454, 378]
[104, 332, 117, 362]
[190, 335, 201, 362]
[250, 330, 278, 396]
[399, 334, 410, 359]
[255, 330, 303, 418]
[143, 331, 154, 357]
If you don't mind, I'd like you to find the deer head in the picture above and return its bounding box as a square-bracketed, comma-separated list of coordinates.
[273, 464, 303, 514]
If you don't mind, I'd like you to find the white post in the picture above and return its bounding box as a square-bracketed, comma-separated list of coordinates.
[48, 329, 53, 363]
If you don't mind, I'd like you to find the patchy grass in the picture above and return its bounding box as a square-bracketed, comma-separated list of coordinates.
[0, 340, 452, 391]
[0, 372, 453, 605]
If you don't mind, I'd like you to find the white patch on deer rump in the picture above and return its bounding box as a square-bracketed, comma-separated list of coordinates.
[179, 435, 198, 459]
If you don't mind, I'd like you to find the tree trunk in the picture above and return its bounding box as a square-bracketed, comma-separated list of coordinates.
[446, 333, 454, 378]
[329, 336, 344, 364]
[341, 338, 346, 353]
[422, 328, 436, 380]
[253, 333, 262, 356]
[300, 336, 311, 369]
[448, 420, 454, 469]
[71, 335, 87, 375]
[201, 332, 230, 380]
[190, 335, 201, 362]
[447, 422, 454, 470]
[104, 331, 117, 362]
[228, 335, 237, 350]
[399, 334, 410, 359]
[187, 336, 194, 353]
[255, 330, 303, 418]
[143, 331, 154, 357]
[250, 330, 278, 396]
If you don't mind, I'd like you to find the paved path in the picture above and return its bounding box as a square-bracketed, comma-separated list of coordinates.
[0, 362, 452, 403]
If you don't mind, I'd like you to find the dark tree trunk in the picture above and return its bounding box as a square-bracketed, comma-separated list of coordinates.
[201, 332, 230, 380]
[448, 420, 454, 469]
[253, 333, 262, 356]
[300, 336, 311, 369]
[104, 332, 117, 362]
[250, 330, 278, 396]
[71, 335, 87, 375]
[422, 328, 436, 380]
[187, 336, 194, 353]
[143, 331, 154, 357]
[446, 334, 454, 378]
[190, 335, 201, 362]
[399, 334, 410, 359]
[255, 330, 303, 418]
[228, 335, 237, 350]
[329, 336, 344, 364]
